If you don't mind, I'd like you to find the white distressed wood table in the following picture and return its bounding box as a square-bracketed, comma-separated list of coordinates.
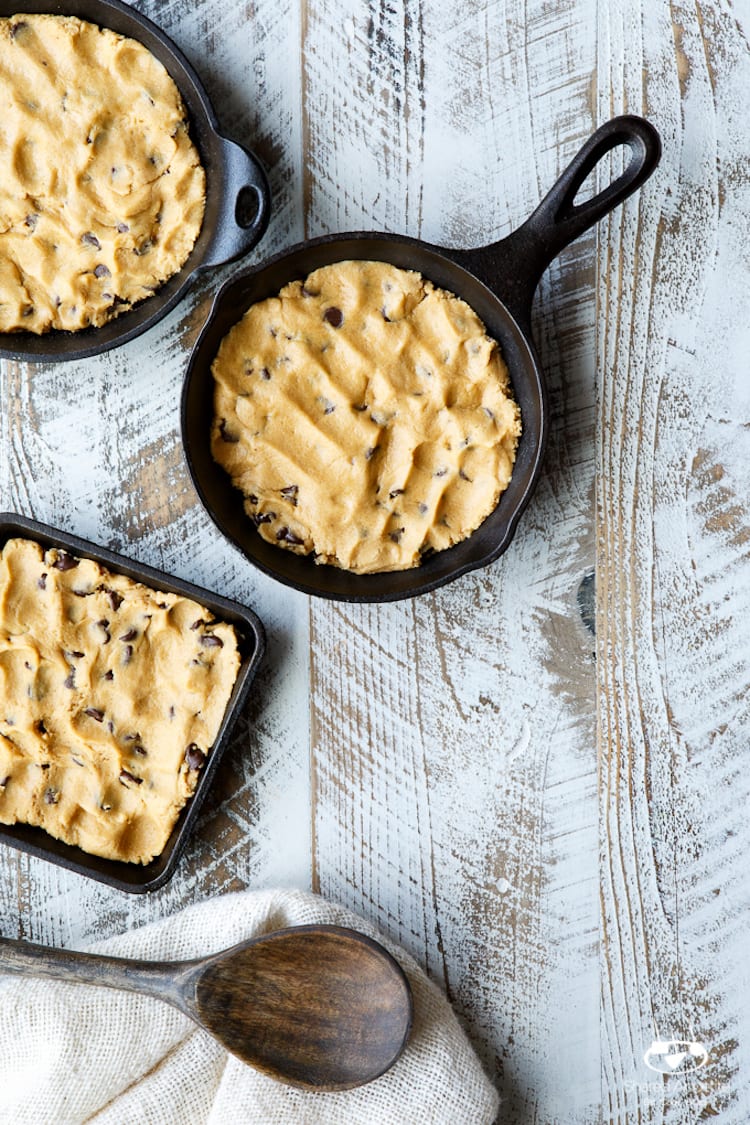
[1, 1, 749, 1121]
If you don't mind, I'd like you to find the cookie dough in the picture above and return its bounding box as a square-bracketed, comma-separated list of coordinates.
[0, 14, 206, 334]
[0, 538, 239, 864]
[211, 260, 521, 573]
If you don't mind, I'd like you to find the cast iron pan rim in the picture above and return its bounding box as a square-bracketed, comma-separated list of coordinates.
[0, 0, 269, 363]
[0, 511, 266, 893]
[182, 232, 547, 602]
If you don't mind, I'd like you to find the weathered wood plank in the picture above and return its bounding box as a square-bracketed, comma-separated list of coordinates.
[306, 1, 603, 1118]
[0, 0, 312, 945]
[597, 2, 750, 1120]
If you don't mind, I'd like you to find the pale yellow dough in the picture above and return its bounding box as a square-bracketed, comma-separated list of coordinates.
[0, 13, 206, 333]
[211, 260, 521, 573]
[0, 539, 240, 864]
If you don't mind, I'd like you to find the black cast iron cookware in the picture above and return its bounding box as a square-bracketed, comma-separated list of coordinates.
[0, 512, 265, 893]
[0, 0, 271, 362]
[182, 116, 661, 602]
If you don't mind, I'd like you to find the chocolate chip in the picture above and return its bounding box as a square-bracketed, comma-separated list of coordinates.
[81, 232, 101, 249]
[390, 529, 405, 544]
[103, 670, 114, 681]
[21, 306, 34, 318]
[353, 403, 368, 412]
[219, 418, 239, 443]
[365, 446, 378, 461]
[107, 720, 115, 733]
[133, 745, 147, 757]
[381, 308, 391, 322]
[483, 407, 495, 420]
[66, 651, 84, 660]
[324, 307, 344, 328]
[24, 660, 31, 670]
[185, 744, 206, 771]
[247, 494, 259, 505]
[200, 634, 224, 648]
[260, 367, 271, 380]
[106, 589, 123, 611]
[10, 21, 28, 39]
[116, 222, 129, 234]
[276, 527, 304, 545]
[169, 705, 176, 720]
[52, 551, 78, 571]
[418, 502, 428, 515]
[119, 769, 142, 786]
[251, 511, 275, 526]
[191, 619, 207, 630]
[24, 214, 38, 230]
[322, 399, 336, 414]
[280, 485, 299, 505]
[84, 707, 104, 723]
[434, 468, 448, 477]
[44, 787, 60, 805]
[37, 719, 47, 735]
[94, 264, 111, 278]
[40, 763, 50, 771]
[122, 645, 133, 665]
[38, 573, 47, 590]
[96, 619, 111, 643]
[122, 733, 139, 743]
[119, 629, 137, 642]
[0, 776, 9, 787]
[64, 670, 76, 690]
[135, 240, 153, 256]
[389, 488, 405, 498]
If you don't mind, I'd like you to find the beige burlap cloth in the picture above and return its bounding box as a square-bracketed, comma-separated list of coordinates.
[0, 888, 499, 1124]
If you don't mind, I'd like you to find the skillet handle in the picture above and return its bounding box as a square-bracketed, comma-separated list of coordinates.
[201, 137, 272, 270]
[450, 115, 661, 331]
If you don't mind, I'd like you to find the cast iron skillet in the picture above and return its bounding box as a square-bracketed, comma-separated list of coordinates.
[182, 116, 661, 602]
[0, 0, 271, 362]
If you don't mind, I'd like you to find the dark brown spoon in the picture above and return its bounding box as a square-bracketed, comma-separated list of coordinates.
[0, 923, 413, 1090]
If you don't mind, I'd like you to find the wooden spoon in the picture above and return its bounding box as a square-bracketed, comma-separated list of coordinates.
[0, 923, 413, 1090]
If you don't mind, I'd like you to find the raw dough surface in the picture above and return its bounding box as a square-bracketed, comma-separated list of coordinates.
[211, 260, 521, 573]
[0, 538, 239, 864]
[0, 13, 206, 334]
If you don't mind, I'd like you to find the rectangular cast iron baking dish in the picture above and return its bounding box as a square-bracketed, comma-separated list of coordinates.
[0, 512, 265, 893]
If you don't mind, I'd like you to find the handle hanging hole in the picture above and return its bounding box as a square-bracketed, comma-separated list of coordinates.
[572, 142, 628, 208]
[236, 185, 261, 230]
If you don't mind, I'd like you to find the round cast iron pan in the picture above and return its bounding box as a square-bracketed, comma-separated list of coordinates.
[182, 116, 661, 602]
[0, 0, 271, 362]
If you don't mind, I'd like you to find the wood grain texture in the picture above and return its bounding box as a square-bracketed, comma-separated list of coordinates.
[597, 1, 750, 1120]
[306, 1, 604, 1119]
[0, 0, 312, 946]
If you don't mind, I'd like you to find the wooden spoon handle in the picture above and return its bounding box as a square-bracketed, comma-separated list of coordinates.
[0, 935, 190, 1006]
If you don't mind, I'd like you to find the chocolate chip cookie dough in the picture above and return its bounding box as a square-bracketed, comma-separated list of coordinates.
[0, 14, 206, 334]
[0, 539, 239, 864]
[211, 260, 521, 573]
